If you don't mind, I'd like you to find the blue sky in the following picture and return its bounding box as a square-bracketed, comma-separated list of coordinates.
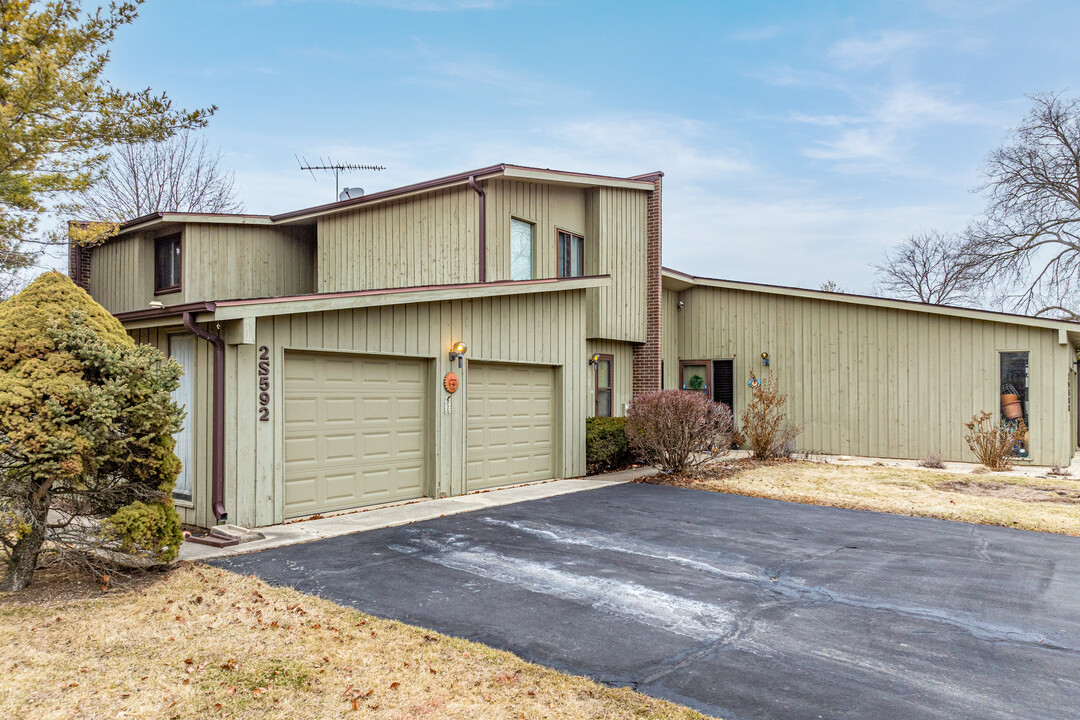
[101, 0, 1080, 292]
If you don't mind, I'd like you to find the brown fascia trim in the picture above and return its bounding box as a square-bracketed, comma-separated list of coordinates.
[107, 165, 657, 234]
[213, 275, 610, 309]
[114, 301, 216, 323]
[270, 163, 658, 223]
[118, 211, 274, 232]
[662, 266, 1080, 328]
[271, 164, 507, 222]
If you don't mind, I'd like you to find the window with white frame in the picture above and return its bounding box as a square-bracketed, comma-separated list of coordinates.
[510, 218, 535, 281]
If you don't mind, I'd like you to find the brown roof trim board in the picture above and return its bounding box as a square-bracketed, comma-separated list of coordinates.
[662, 267, 1080, 333]
[103, 164, 657, 238]
[114, 301, 216, 323]
[271, 164, 656, 225]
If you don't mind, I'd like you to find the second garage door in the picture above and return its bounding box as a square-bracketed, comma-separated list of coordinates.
[467, 362, 555, 491]
[283, 352, 427, 518]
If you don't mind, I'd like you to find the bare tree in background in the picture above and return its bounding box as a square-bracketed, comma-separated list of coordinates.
[963, 92, 1080, 320]
[873, 230, 980, 305]
[77, 133, 244, 220]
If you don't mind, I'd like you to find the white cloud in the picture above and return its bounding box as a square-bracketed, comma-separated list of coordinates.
[828, 30, 925, 68]
[797, 85, 996, 169]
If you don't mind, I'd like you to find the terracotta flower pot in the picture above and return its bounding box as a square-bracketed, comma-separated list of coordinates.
[1001, 393, 1023, 420]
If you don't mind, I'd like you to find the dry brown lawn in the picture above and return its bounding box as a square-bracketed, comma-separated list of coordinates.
[654, 460, 1080, 536]
[0, 563, 711, 720]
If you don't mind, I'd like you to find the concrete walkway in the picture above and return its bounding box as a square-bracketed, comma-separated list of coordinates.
[180, 468, 650, 561]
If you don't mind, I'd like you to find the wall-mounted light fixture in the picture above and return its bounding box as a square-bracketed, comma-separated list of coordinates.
[588, 353, 601, 366]
[761, 351, 770, 367]
[677, 300, 685, 311]
[449, 341, 468, 367]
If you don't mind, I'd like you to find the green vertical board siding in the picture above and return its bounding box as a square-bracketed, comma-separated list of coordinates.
[315, 178, 648, 344]
[183, 224, 315, 302]
[662, 288, 681, 389]
[675, 286, 1076, 465]
[89, 231, 156, 314]
[89, 225, 315, 315]
[316, 185, 479, 293]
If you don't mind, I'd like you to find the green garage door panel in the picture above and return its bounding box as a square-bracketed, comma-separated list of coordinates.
[467, 362, 555, 491]
[283, 352, 427, 518]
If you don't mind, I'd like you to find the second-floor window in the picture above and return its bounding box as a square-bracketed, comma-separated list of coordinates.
[558, 230, 584, 278]
[510, 218, 535, 280]
[155, 233, 182, 294]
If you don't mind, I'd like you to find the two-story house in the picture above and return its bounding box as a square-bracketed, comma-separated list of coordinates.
[73, 162, 1080, 531]
[72, 165, 662, 529]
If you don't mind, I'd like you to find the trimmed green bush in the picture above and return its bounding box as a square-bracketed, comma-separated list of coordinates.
[586, 417, 636, 475]
[0, 271, 185, 590]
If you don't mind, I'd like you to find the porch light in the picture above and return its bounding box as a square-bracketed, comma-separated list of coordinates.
[449, 341, 468, 366]
[761, 351, 770, 367]
[589, 354, 601, 365]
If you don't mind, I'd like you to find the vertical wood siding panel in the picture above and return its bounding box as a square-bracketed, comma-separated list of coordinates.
[671, 286, 1068, 464]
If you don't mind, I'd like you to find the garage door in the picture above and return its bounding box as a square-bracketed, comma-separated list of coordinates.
[467, 362, 555, 491]
[283, 352, 427, 518]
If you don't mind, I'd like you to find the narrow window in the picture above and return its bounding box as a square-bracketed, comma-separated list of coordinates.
[169, 334, 195, 503]
[595, 354, 613, 417]
[155, 233, 182, 293]
[712, 359, 734, 411]
[680, 360, 709, 393]
[557, 230, 584, 278]
[510, 218, 535, 281]
[1000, 351, 1030, 456]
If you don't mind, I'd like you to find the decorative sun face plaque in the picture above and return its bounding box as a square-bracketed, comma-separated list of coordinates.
[443, 371, 460, 393]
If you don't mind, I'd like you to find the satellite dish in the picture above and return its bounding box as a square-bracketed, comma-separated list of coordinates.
[339, 187, 365, 201]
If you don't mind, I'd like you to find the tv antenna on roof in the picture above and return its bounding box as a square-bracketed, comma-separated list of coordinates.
[296, 156, 386, 200]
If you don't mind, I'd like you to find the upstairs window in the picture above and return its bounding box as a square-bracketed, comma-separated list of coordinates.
[557, 230, 584, 278]
[510, 218, 535, 281]
[155, 233, 182, 294]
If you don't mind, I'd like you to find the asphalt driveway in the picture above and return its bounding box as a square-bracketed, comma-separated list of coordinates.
[211, 483, 1080, 720]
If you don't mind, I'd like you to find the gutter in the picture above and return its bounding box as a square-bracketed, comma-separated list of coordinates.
[182, 312, 227, 523]
[468, 175, 487, 282]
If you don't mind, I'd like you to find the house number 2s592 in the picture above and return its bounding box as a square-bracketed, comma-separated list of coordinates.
[258, 345, 271, 421]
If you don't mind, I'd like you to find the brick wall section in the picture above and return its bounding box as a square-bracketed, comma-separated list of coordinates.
[632, 174, 663, 397]
[68, 242, 92, 290]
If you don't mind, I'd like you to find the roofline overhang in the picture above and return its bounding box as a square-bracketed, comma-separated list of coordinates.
[113, 275, 610, 326]
[103, 164, 658, 238]
[271, 164, 656, 225]
[662, 267, 1080, 334]
[116, 212, 274, 234]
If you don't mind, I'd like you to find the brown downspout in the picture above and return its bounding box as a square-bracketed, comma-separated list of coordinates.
[182, 312, 227, 523]
[468, 175, 486, 282]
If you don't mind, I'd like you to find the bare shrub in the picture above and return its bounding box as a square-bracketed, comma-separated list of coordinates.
[740, 373, 803, 459]
[964, 411, 1025, 470]
[918, 452, 946, 469]
[626, 391, 733, 474]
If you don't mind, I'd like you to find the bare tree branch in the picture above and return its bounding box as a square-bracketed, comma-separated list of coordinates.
[963, 92, 1080, 319]
[873, 230, 980, 305]
[74, 132, 244, 220]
